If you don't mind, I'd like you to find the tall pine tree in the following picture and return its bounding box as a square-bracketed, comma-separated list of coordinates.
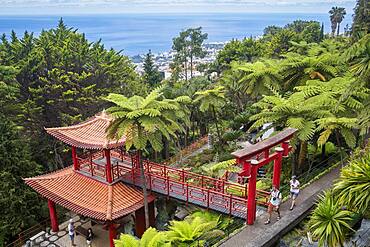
[0, 115, 45, 245]
[0, 19, 143, 170]
[143, 50, 162, 87]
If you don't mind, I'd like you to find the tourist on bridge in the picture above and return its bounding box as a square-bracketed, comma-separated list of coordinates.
[265, 186, 282, 224]
[289, 175, 300, 210]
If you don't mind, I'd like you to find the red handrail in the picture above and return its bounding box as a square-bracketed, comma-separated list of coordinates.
[76, 150, 270, 218]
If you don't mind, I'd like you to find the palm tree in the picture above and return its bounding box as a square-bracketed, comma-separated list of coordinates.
[335, 7, 346, 36]
[334, 151, 370, 214]
[309, 191, 353, 247]
[106, 87, 191, 228]
[329, 7, 346, 36]
[233, 60, 282, 99]
[114, 227, 170, 247]
[167, 216, 224, 246]
[194, 86, 226, 141]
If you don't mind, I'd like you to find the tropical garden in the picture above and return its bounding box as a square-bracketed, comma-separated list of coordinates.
[0, 0, 369, 246]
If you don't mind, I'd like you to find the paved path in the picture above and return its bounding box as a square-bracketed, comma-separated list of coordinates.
[182, 143, 210, 163]
[220, 164, 343, 247]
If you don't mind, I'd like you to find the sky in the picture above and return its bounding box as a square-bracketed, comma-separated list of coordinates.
[0, 0, 356, 15]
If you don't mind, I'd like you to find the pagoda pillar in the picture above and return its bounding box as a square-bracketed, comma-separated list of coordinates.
[272, 147, 284, 189]
[108, 222, 116, 247]
[246, 160, 258, 225]
[47, 199, 59, 232]
[71, 146, 79, 170]
[105, 149, 113, 183]
[149, 201, 155, 227]
[135, 206, 146, 237]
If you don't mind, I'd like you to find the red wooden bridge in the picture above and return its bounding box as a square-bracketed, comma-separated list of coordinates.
[77, 150, 269, 219]
[75, 127, 296, 222]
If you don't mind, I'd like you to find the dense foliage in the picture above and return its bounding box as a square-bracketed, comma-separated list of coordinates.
[0, 19, 143, 244]
[0, 19, 142, 170]
[0, 115, 44, 244]
[114, 210, 231, 247]
[0, 0, 369, 245]
[310, 145, 370, 246]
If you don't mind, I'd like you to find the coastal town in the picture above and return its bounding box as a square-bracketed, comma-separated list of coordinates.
[133, 42, 225, 79]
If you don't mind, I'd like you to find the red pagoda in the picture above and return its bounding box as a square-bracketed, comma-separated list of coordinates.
[25, 112, 155, 247]
[25, 111, 297, 246]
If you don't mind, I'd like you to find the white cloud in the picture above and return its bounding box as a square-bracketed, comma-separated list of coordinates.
[0, 0, 355, 5]
[0, 0, 356, 14]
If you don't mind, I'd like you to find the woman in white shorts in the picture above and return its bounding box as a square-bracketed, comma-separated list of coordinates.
[289, 175, 300, 210]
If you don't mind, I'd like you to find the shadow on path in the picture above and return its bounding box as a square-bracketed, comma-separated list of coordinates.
[220, 164, 342, 247]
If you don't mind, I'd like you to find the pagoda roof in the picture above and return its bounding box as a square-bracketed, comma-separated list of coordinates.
[45, 112, 125, 149]
[24, 167, 155, 221]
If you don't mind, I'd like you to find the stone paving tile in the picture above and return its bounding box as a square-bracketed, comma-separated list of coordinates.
[220, 165, 342, 247]
[54, 220, 110, 247]
[57, 230, 67, 237]
[40, 240, 50, 246]
[49, 235, 59, 241]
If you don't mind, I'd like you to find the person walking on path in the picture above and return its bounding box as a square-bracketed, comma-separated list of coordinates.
[265, 186, 282, 224]
[289, 175, 300, 210]
[86, 228, 94, 247]
[68, 219, 76, 246]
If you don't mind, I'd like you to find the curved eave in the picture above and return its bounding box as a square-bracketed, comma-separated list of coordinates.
[45, 112, 125, 150]
[45, 128, 125, 150]
[24, 168, 154, 221]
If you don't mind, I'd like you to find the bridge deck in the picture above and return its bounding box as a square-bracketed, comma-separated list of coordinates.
[78, 151, 270, 219]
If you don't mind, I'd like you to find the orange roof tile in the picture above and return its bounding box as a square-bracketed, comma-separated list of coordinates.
[24, 167, 154, 221]
[45, 112, 125, 150]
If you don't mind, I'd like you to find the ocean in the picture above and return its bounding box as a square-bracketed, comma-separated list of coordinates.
[0, 13, 352, 56]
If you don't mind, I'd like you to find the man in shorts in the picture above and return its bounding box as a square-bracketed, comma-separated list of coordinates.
[68, 219, 76, 246]
[265, 186, 282, 224]
[289, 175, 300, 210]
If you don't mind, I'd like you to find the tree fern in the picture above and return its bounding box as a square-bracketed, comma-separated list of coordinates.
[232, 60, 282, 98]
[106, 87, 191, 228]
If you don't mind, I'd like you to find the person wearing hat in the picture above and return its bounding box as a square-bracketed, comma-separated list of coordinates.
[289, 175, 300, 210]
[68, 219, 76, 246]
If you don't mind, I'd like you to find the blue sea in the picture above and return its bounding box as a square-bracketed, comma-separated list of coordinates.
[0, 13, 352, 56]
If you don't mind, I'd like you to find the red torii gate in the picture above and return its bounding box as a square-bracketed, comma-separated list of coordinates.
[232, 128, 297, 225]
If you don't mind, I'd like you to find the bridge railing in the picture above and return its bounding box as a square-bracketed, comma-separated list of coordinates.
[109, 153, 269, 207]
[122, 167, 249, 218]
[79, 150, 269, 217]
[79, 159, 107, 178]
